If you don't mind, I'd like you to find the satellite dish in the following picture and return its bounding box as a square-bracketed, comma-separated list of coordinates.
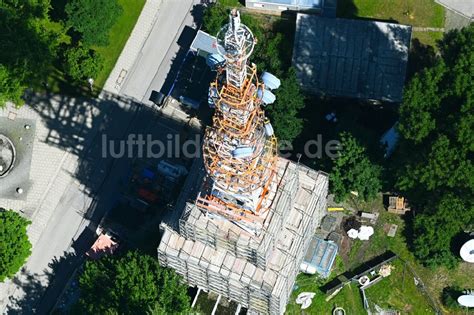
[460, 239, 474, 263]
[458, 294, 474, 307]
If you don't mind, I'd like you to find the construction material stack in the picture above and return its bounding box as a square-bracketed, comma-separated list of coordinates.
[158, 9, 328, 314]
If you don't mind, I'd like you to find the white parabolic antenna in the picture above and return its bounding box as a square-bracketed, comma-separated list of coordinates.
[458, 294, 474, 307]
[460, 239, 474, 263]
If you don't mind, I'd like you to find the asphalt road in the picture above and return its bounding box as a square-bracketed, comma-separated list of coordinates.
[121, 0, 201, 104]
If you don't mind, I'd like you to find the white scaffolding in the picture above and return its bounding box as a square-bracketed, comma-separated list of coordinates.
[158, 159, 328, 314]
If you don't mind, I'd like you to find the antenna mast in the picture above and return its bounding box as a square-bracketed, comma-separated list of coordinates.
[198, 9, 277, 235]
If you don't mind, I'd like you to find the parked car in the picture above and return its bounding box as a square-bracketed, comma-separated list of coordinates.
[149, 90, 166, 107]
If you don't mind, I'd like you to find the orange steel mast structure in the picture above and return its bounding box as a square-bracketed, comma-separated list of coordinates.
[196, 9, 277, 235]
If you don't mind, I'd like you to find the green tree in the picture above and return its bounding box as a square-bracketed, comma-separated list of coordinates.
[65, 0, 122, 46]
[202, 2, 227, 36]
[0, 0, 68, 107]
[394, 25, 474, 268]
[412, 195, 473, 268]
[330, 132, 382, 202]
[202, 4, 282, 74]
[266, 68, 305, 143]
[0, 65, 25, 106]
[76, 251, 190, 314]
[63, 45, 103, 83]
[263, 33, 284, 76]
[0, 209, 32, 282]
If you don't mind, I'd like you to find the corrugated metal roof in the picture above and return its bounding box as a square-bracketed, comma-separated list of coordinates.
[292, 14, 412, 102]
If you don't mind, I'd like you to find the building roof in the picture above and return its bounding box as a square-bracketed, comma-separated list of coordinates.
[302, 236, 338, 278]
[86, 233, 119, 260]
[293, 14, 412, 102]
[247, 0, 322, 9]
[190, 30, 220, 56]
[436, 0, 474, 19]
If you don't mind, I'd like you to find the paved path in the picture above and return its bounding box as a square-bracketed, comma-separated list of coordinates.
[103, 0, 164, 93]
[0, 93, 198, 313]
[412, 27, 445, 32]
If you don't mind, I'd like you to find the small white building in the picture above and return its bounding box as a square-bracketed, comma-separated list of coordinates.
[245, 0, 337, 16]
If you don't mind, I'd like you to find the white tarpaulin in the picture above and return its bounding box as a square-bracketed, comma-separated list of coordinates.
[358, 226, 374, 240]
[347, 228, 359, 239]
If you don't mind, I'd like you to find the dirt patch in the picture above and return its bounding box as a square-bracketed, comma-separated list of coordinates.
[339, 235, 351, 265]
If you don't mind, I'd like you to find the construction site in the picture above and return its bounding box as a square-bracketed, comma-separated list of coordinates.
[157, 9, 328, 314]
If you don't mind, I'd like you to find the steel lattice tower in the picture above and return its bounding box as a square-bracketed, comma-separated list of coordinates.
[197, 9, 277, 235]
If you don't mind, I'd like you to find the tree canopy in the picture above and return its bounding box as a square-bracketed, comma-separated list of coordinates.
[202, 3, 227, 36]
[63, 45, 103, 83]
[0, 209, 32, 282]
[412, 195, 472, 268]
[75, 251, 191, 314]
[0, 0, 68, 106]
[266, 68, 305, 143]
[395, 25, 474, 268]
[330, 132, 382, 203]
[65, 0, 122, 46]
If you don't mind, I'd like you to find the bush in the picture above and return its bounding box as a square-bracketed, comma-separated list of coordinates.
[63, 46, 103, 83]
[330, 132, 382, 202]
[0, 209, 31, 282]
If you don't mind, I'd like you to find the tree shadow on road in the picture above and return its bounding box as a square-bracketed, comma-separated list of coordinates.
[6, 225, 102, 314]
[7, 268, 49, 315]
[6, 249, 80, 314]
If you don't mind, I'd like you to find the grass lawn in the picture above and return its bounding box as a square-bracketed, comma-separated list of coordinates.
[93, 0, 146, 89]
[344, 196, 474, 314]
[288, 194, 473, 314]
[412, 30, 444, 47]
[338, 0, 444, 27]
[337, 0, 445, 46]
[286, 256, 367, 314]
[365, 259, 435, 314]
[219, 0, 243, 6]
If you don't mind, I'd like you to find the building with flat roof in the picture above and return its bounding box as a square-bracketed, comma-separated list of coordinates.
[292, 14, 412, 102]
[190, 30, 221, 58]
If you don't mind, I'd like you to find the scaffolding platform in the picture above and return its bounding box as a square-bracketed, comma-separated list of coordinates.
[158, 159, 328, 314]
